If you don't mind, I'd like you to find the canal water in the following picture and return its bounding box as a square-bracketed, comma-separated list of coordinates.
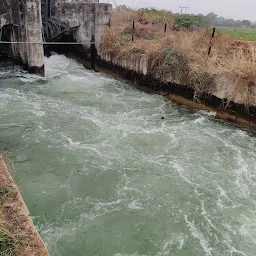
[0, 55, 256, 256]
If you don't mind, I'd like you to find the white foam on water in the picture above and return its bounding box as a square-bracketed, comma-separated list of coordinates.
[198, 110, 217, 117]
[158, 234, 186, 255]
[94, 199, 122, 211]
[184, 215, 213, 256]
[235, 150, 251, 198]
[128, 200, 143, 210]
[193, 116, 206, 124]
[1, 56, 256, 256]
[114, 253, 139, 256]
[172, 161, 197, 185]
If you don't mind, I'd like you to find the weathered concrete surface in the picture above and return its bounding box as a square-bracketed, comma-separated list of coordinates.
[54, 1, 112, 54]
[101, 53, 150, 75]
[0, 13, 12, 29]
[0, 0, 11, 15]
[0, 0, 44, 75]
[100, 52, 256, 107]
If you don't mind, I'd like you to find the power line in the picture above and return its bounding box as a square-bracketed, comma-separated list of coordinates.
[179, 7, 189, 14]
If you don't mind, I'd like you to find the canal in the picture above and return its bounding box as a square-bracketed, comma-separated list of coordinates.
[0, 55, 256, 256]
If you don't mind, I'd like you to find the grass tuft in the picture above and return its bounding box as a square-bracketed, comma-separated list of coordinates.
[150, 45, 190, 84]
[0, 230, 16, 256]
[0, 186, 17, 256]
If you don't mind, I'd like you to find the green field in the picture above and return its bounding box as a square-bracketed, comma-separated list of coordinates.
[218, 27, 256, 41]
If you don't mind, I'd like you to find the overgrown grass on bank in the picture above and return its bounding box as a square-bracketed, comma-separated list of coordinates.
[101, 8, 256, 106]
[0, 186, 17, 256]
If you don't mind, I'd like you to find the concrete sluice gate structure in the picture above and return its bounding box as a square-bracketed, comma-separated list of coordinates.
[0, 0, 112, 75]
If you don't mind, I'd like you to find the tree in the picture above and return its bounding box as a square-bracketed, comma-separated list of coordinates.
[116, 5, 128, 11]
[174, 14, 206, 29]
[241, 20, 251, 26]
[205, 12, 218, 25]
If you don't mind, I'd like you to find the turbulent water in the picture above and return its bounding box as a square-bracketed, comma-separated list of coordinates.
[0, 55, 256, 256]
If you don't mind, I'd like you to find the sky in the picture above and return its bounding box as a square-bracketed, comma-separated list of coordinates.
[108, 0, 256, 21]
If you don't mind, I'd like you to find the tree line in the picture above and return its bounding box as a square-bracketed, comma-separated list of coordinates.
[175, 12, 253, 29]
[116, 5, 254, 29]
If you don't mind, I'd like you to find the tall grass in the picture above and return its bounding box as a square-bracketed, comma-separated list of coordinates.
[101, 9, 256, 106]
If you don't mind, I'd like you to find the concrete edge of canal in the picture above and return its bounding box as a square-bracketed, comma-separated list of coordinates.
[0, 156, 50, 256]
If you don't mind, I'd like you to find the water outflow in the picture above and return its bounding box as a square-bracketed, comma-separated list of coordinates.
[0, 55, 256, 256]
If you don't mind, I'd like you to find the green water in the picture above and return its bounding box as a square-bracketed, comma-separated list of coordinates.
[0, 55, 256, 256]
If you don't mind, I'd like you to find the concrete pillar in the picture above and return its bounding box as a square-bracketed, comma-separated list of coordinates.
[11, 0, 45, 75]
[1, 0, 44, 75]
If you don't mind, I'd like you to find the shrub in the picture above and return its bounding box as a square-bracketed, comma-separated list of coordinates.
[138, 8, 174, 25]
[150, 45, 190, 84]
[188, 69, 216, 92]
[174, 14, 206, 29]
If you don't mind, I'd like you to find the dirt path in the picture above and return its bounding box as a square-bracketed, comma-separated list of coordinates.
[0, 156, 50, 256]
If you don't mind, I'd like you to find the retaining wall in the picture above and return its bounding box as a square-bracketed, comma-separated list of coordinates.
[98, 52, 256, 130]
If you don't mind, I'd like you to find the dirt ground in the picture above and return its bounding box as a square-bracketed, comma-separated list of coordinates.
[0, 156, 49, 256]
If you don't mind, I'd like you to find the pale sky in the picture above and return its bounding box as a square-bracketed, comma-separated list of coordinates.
[108, 0, 256, 21]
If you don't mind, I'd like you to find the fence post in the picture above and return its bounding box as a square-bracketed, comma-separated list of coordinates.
[164, 23, 167, 34]
[208, 27, 216, 56]
[132, 21, 135, 42]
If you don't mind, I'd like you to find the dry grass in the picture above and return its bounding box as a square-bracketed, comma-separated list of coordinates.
[0, 187, 17, 256]
[101, 9, 256, 106]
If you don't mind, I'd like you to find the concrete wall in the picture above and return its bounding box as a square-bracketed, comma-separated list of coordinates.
[0, 0, 11, 15]
[101, 53, 150, 75]
[100, 53, 256, 106]
[0, 0, 44, 75]
[55, 1, 112, 54]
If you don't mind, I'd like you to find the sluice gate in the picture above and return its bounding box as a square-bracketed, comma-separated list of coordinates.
[0, 0, 111, 75]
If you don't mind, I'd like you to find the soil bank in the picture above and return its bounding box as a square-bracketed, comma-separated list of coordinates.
[0, 156, 50, 256]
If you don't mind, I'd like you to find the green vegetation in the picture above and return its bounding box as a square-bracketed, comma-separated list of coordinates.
[138, 8, 173, 24]
[150, 46, 189, 84]
[173, 14, 206, 29]
[0, 187, 16, 256]
[0, 185, 17, 256]
[219, 27, 256, 41]
[0, 230, 16, 256]
[0, 187, 8, 200]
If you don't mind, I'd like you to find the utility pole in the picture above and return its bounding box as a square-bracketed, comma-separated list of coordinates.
[179, 7, 189, 14]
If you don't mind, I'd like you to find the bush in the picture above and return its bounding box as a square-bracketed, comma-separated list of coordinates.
[188, 69, 216, 92]
[150, 45, 190, 83]
[138, 8, 173, 25]
[174, 14, 206, 29]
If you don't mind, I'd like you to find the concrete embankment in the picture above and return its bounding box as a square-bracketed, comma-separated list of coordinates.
[0, 156, 49, 256]
[96, 53, 256, 130]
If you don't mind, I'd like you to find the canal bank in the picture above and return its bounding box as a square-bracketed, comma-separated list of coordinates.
[0, 156, 49, 256]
